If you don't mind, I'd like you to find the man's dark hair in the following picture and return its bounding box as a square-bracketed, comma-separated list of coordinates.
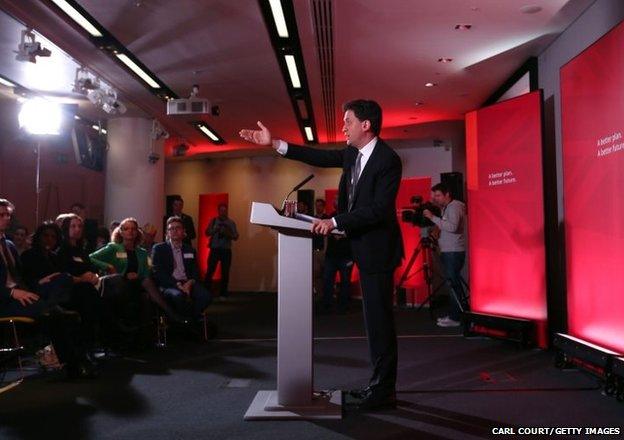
[171, 195, 184, 203]
[342, 99, 383, 136]
[218, 203, 228, 210]
[166, 216, 184, 229]
[431, 183, 451, 196]
[70, 202, 85, 210]
[0, 199, 15, 212]
[315, 199, 326, 205]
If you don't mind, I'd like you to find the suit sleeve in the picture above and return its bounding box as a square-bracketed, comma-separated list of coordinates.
[284, 143, 346, 168]
[334, 154, 402, 230]
[151, 245, 177, 289]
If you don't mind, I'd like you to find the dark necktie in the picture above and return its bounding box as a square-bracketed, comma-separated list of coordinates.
[348, 152, 363, 211]
[0, 238, 18, 283]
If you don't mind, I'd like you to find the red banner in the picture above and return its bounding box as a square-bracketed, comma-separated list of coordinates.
[466, 90, 548, 347]
[561, 20, 624, 354]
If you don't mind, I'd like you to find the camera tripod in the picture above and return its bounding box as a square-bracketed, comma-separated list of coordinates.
[395, 234, 469, 318]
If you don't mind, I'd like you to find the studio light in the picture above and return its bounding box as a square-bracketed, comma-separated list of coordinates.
[284, 55, 301, 88]
[49, 0, 103, 37]
[14, 29, 52, 64]
[18, 98, 62, 135]
[269, 0, 289, 38]
[73, 67, 100, 94]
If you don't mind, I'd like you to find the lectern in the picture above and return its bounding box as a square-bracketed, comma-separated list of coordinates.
[244, 202, 342, 420]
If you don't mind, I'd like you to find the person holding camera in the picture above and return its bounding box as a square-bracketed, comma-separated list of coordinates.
[204, 203, 238, 300]
[423, 183, 466, 327]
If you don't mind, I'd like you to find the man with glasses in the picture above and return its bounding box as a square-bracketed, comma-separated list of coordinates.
[152, 216, 212, 327]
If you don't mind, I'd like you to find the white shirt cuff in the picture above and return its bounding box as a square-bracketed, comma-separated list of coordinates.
[331, 217, 337, 228]
[274, 139, 288, 155]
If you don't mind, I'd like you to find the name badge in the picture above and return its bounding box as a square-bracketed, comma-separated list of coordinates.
[116, 252, 127, 259]
[183, 253, 194, 259]
[72, 256, 84, 263]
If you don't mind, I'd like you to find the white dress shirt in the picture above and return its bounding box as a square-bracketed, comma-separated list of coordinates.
[274, 137, 378, 228]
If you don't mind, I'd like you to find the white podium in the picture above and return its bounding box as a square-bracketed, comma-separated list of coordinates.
[244, 202, 342, 420]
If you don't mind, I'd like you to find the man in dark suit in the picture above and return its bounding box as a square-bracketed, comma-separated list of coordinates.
[152, 216, 211, 321]
[240, 99, 404, 410]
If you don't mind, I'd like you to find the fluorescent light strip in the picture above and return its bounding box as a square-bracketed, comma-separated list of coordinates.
[115, 53, 161, 88]
[198, 125, 219, 142]
[50, 0, 103, 37]
[268, 0, 289, 38]
[304, 126, 314, 141]
[0, 76, 16, 87]
[284, 55, 301, 88]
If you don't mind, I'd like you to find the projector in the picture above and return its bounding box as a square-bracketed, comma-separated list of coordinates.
[167, 85, 219, 116]
[167, 97, 216, 115]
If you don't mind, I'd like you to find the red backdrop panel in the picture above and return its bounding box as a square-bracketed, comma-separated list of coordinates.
[198, 193, 229, 280]
[466, 90, 548, 347]
[561, 21, 624, 354]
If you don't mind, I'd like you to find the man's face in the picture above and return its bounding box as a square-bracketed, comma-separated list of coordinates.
[218, 205, 228, 218]
[0, 206, 11, 232]
[431, 190, 451, 207]
[342, 110, 370, 147]
[172, 200, 183, 214]
[69, 218, 84, 241]
[167, 221, 185, 242]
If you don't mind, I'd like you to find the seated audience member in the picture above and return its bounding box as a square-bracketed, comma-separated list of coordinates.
[141, 223, 158, 254]
[152, 217, 211, 323]
[20, 222, 72, 303]
[57, 214, 101, 350]
[94, 226, 110, 250]
[90, 218, 184, 348]
[70, 202, 99, 252]
[11, 225, 30, 255]
[0, 199, 96, 378]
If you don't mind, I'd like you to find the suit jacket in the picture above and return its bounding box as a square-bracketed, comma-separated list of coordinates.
[284, 139, 404, 272]
[0, 239, 22, 304]
[151, 241, 200, 289]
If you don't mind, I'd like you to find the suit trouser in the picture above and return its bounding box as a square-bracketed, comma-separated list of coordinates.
[359, 270, 398, 392]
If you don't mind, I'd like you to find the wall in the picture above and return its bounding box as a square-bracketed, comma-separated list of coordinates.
[0, 98, 105, 231]
[165, 134, 462, 292]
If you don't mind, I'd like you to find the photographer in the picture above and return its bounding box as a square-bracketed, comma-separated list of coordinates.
[204, 204, 238, 300]
[423, 183, 466, 327]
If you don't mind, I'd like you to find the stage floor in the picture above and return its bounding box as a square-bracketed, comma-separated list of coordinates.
[0, 293, 620, 439]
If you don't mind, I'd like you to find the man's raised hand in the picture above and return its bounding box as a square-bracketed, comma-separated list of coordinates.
[239, 121, 272, 146]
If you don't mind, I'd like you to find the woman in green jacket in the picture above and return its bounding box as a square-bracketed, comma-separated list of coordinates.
[90, 217, 184, 347]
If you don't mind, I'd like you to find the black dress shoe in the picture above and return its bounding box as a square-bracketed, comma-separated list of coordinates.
[352, 390, 396, 411]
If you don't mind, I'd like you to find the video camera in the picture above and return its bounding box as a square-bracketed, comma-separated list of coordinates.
[400, 195, 441, 228]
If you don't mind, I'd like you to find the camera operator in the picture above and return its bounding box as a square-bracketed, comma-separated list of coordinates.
[423, 183, 466, 327]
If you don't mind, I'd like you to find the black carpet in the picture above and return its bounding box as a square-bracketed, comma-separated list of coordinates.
[0, 293, 621, 440]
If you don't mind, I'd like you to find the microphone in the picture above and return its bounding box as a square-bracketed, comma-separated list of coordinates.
[281, 174, 315, 213]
